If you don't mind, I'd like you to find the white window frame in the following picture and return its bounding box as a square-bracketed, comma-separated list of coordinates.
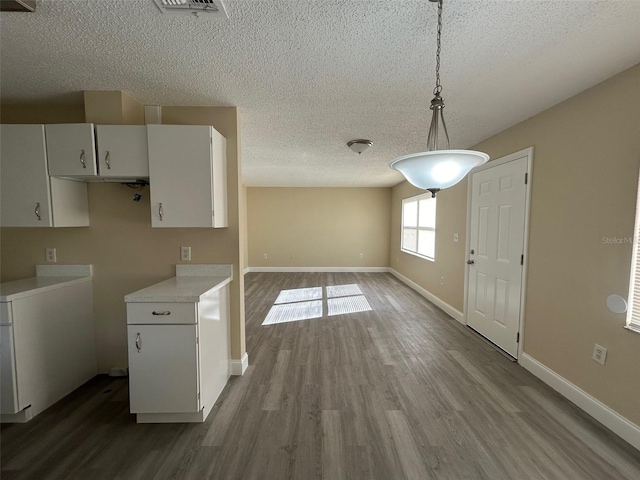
[401, 193, 436, 261]
[625, 175, 640, 333]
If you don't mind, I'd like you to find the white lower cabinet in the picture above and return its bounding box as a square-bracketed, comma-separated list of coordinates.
[126, 282, 230, 423]
[127, 324, 199, 414]
[0, 272, 96, 423]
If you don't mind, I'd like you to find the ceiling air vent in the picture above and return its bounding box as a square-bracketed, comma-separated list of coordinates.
[152, 0, 228, 19]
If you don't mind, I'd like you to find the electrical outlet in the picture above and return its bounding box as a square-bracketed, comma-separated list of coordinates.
[180, 246, 191, 262]
[45, 248, 57, 263]
[453, 233, 459, 243]
[359, 253, 364, 259]
[440, 276, 445, 285]
[263, 253, 268, 259]
[592, 344, 607, 365]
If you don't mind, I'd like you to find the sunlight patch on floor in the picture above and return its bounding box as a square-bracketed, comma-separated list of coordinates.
[327, 295, 372, 316]
[262, 300, 323, 325]
[263, 284, 372, 326]
[274, 287, 322, 304]
[326, 284, 363, 298]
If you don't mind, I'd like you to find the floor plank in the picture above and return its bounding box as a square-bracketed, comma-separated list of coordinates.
[2, 272, 639, 479]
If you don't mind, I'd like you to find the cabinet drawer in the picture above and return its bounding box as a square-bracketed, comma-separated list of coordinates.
[127, 302, 197, 325]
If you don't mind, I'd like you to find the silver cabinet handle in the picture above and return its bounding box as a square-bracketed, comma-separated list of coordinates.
[152, 311, 171, 316]
[105, 151, 111, 170]
[80, 149, 86, 169]
[158, 203, 164, 221]
[135, 333, 141, 352]
[34, 202, 41, 221]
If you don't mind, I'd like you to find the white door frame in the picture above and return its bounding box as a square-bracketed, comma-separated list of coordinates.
[463, 146, 534, 360]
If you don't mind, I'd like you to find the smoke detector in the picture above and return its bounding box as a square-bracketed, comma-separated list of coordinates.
[152, 0, 228, 18]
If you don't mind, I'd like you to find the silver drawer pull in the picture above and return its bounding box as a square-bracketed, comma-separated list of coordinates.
[80, 149, 86, 168]
[35, 202, 41, 221]
[135, 333, 141, 352]
[152, 311, 171, 316]
[105, 151, 111, 169]
[158, 203, 164, 221]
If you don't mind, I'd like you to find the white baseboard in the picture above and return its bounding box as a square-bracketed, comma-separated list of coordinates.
[388, 268, 464, 324]
[519, 353, 640, 451]
[230, 352, 249, 376]
[243, 267, 250, 275]
[245, 266, 390, 273]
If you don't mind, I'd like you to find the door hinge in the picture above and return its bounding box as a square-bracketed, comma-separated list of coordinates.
[520, 254, 524, 265]
[517, 332, 520, 343]
[212, 209, 215, 217]
[196, 336, 199, 345]
[525, 173, 528, 184]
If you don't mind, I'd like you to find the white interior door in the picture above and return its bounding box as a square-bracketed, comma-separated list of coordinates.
[466, 155, 529, 358]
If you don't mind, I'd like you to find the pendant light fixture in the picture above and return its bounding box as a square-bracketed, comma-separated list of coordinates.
[389, 0, 489, 197]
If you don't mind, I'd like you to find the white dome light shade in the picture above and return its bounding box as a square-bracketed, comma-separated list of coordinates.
[389, 150, 489, 190]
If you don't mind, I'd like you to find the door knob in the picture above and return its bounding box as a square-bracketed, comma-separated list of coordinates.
[467, 259, 475, 265]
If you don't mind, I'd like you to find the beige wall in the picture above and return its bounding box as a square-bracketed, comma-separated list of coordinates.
[0, 103, 85, 124]
[390, 181, 469, 312]
[248, 187, 391, 268]
[390, 64, 640, 424]
[0, 98, 246, 371]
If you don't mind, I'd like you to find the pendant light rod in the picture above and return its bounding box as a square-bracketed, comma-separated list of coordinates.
[426, 0, 449, 152]
[389, 0, 489, 195]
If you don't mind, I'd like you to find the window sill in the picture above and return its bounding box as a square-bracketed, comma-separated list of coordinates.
[401, 249, 435, 263]
[624, 325, 640, 335]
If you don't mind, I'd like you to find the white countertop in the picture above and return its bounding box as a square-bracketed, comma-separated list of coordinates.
[0, 265, 93, 302]
[124, 265, 233, 303]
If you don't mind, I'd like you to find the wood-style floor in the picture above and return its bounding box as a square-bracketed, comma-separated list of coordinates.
[1, 272, 639, 479]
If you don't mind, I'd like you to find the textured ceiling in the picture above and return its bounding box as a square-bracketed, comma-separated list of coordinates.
[1, 0, 639, 187]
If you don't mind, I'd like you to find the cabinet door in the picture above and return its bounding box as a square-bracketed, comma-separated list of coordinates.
[45, 123, 98, 177]
[127, 324, 200, 413]
[148, 125, 218, 228]
[95, 125, 149, 178]
[0, 124, 53, 226]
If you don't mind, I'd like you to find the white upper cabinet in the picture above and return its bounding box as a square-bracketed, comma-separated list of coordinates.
[95, 125, 149, 178]
[45, 123, 97, 178]
[147, 125, 228, 228]
[0, 124, 89, 227]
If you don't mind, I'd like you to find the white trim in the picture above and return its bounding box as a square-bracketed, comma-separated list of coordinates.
[464, 147, 534, 359]
[245, 266, 390, 273]
[1, 406, 34, 424]
[519, 353, 640, 451]
[243, 267, 250, 275]
[230, 352, 249, 375]
[388, 268, 464, 324]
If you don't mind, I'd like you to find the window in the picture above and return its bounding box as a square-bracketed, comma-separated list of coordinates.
[401, 193, 436, 260]
[626, 178, 640, 333]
